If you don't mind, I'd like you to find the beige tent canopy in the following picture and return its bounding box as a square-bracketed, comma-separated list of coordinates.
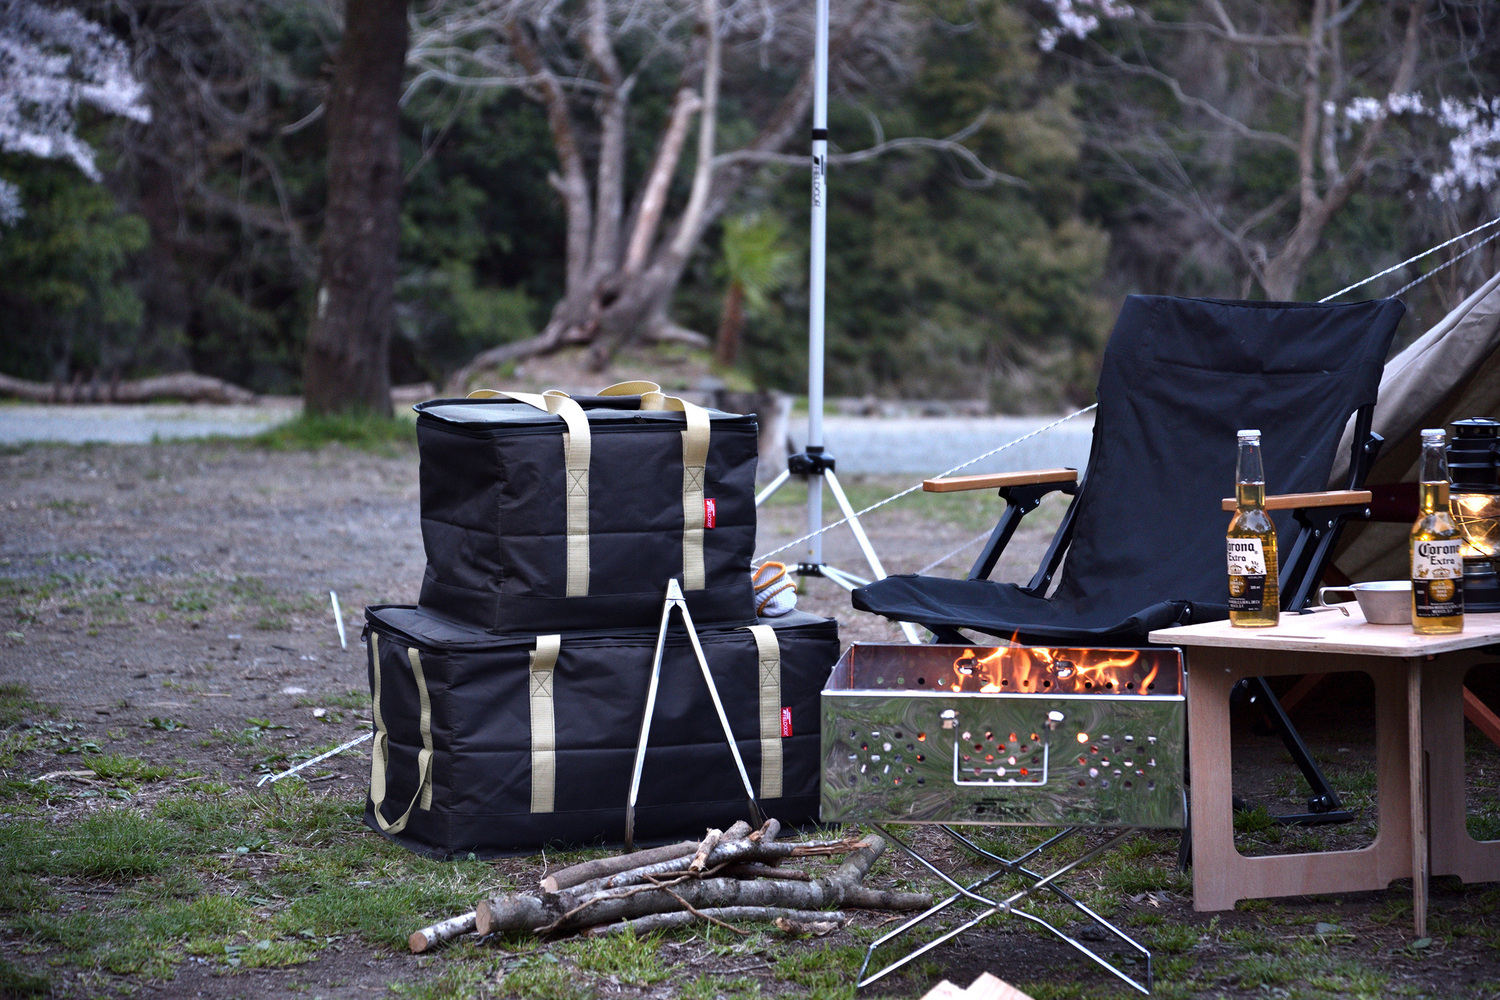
[1333, 271, 1500, 582]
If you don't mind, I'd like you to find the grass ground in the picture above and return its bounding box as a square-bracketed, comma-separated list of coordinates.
[3, 430, 1500, 998]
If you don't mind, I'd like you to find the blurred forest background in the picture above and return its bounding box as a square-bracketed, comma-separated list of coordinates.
[2, 0, 1498, 412]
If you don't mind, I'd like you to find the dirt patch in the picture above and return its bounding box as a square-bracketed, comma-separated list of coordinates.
[3, 440, 1500, 999]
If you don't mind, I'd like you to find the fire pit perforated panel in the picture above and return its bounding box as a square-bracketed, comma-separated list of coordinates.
[820, 643, 1186, 828]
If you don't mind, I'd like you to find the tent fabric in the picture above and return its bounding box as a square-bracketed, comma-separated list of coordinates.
[852, 295, 1405, 645]
[1334, 272, 1500, 582]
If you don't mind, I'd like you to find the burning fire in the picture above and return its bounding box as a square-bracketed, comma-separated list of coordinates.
[949, 639, 1157, 695]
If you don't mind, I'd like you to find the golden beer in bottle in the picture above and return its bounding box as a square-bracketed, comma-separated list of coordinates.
[1228, 429, 1279, 627]
[1411, 428, 1464, 634]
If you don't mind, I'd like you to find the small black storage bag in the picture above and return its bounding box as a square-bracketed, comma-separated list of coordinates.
[414, 385, 759, 634]
[362, 604, 838, 858]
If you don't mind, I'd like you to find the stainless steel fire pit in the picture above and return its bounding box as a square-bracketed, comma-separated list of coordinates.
[820, 643, 1187, 995]
[822, 643, 1186, 828]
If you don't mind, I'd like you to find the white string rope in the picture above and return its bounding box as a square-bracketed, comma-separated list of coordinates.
[754, 404, 1095, 562]
[1389, 228, 1500, 300]
[755, 218, 1500, 569]
[914, 528, 993, 575]
[1319, 215, 1500, 302]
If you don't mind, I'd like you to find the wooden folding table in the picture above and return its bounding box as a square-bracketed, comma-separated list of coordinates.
[1149, 610, 1500, 936]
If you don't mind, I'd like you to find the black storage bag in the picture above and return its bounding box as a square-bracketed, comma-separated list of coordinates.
[362, 604, 838, 858]
[415, 393, 759, 634]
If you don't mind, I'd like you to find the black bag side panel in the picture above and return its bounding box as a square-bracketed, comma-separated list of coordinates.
[362, 607, 838, 858]
[416, 405, 759, 633]
[416, 417, 513, 631]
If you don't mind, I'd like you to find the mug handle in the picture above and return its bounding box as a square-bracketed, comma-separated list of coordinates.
[1317, 586, 1355, 607]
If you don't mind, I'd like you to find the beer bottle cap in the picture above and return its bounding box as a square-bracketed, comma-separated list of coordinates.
[1237, 429, 1260, 440]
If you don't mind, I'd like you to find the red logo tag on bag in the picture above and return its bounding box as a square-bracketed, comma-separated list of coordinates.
[704, 497, 717, 528]
[781, 707, 793, 738]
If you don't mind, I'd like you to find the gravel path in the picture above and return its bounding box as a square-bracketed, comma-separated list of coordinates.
[0, 400, 300, 445]
[0, 402, 1094, 475]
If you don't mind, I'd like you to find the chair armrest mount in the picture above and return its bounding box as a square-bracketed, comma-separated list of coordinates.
[926, 468, 1078, 493]
[1219, 489, 1372, 512]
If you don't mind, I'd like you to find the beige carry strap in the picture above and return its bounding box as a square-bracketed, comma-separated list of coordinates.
[597, 380, 663, 396]
[746, 625, 783, 799]
[468, 389, 592, 597]
[528, 634, 562, 813]
[642, 391, 713, 591]
[368, 635, 435, 834]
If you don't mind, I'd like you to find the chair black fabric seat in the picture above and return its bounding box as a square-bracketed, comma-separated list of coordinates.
[852, 575, 1226, 646]
[853, 295, 1408, 644]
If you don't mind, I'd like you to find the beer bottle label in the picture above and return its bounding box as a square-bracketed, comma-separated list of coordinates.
[1227, 538, 1267, 612]
[1412, 538, 1464, 618]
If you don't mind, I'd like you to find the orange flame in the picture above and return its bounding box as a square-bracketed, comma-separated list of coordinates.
[948, 644, 1160, 695]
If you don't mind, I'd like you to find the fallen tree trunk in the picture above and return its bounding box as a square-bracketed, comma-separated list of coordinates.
[475, 834, 930, 937]
[0, 371, 257, 404]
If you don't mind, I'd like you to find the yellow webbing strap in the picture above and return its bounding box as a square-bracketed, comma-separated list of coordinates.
[468, 389, 592, 597]
[597, 380, 662, 396]
[643, 391, 712, 591]
[368, 635, 435, 834]
[746, 625, 783, 799]
[529, 634, 562, 813]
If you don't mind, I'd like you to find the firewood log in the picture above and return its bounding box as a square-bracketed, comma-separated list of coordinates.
[540, 840, 698, 893]
[408, 911, 476, 953]
[588, 907, 847, 936]
[474, 835, 930, 937]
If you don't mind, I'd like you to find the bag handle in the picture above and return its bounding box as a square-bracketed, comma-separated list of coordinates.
[642, 390, 712, 591]
[368, 635, 435, 835]
[466, 382, 710, 593]
[745, 624, 783, 799]
[467, 389, 592, 597]
[528, 634, 562, 813]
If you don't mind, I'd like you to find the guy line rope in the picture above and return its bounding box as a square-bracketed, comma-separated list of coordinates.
[754, 215, 1500, 571]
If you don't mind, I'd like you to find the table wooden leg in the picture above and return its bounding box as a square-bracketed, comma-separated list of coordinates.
[1408, 658, 1427, 939]
[1424, 654, 1500, 887]
[1188, 649, 1414, 912]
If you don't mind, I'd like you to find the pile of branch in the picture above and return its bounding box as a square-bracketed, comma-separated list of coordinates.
[409, 819, 931, 953]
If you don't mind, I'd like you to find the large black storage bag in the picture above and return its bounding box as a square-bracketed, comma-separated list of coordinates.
[362, 605, 838, 858]
[415, 392, 759, 634]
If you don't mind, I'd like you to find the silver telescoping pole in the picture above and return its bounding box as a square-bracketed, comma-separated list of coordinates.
[805, 0, 830, 567]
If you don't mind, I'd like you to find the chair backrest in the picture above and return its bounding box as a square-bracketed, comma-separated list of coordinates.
[1051, 296, 1406, 619]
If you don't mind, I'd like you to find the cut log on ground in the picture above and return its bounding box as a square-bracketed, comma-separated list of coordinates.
[588, 907, 848, 936]
[580, 834, 866, 894]
[0, 371, 256, 404]
[409, 911, 476, 953]
[540, 839, 698, 893]
[475, 834, 930, 938]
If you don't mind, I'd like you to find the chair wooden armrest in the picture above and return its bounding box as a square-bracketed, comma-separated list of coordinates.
[924, 468, 1078, 493]
[1218, 489, 1372, 512]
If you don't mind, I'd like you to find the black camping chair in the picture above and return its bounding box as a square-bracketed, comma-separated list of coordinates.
[853, 294, 1407, 825]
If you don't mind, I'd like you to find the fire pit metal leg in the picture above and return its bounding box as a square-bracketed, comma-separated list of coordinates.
[857, 824, 1154, 995]
[939, 825, 1150, 975]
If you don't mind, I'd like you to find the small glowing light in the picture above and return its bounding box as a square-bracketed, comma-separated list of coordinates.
[1077, 732, 1089, 743]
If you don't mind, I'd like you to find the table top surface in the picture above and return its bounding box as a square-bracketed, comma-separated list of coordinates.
[1149, 608, 1500, 656]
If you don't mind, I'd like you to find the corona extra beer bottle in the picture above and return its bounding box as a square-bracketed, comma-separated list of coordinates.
[1411, 428, 1464, 634]
[1228, 429, 1279, 627]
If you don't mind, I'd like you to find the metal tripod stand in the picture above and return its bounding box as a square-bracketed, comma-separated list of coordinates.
[753, 0, 919, 644]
